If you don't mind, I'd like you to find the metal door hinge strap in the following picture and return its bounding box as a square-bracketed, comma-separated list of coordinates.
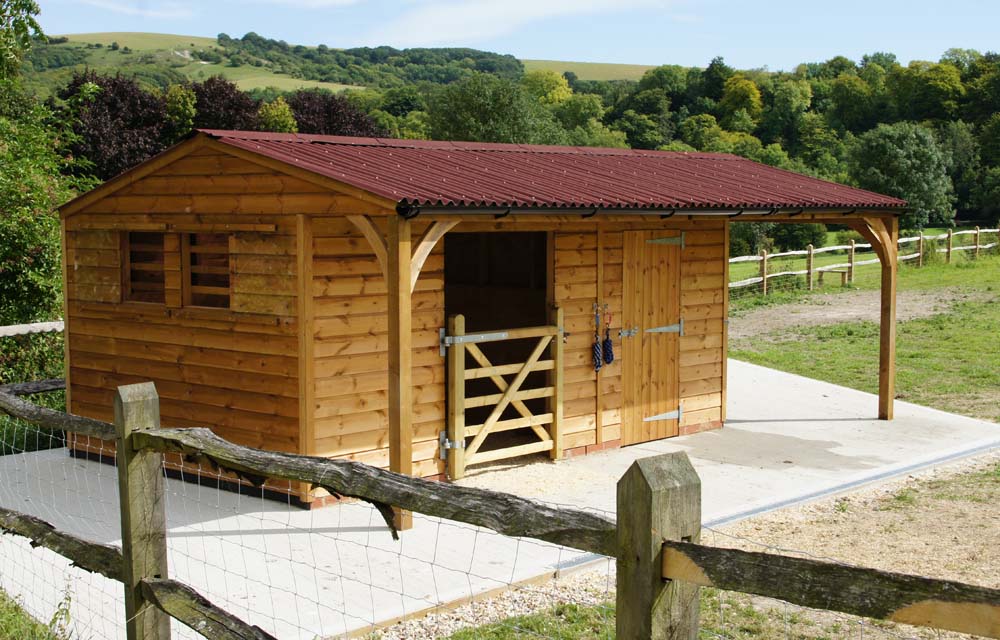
[439, 328, 511, 355]
[439, 432, 466, 460]
[620, 327, 639, 338]
[645, 319, 685, 336]
[642, 404, 684, 423]
[646, 232, 685, 248]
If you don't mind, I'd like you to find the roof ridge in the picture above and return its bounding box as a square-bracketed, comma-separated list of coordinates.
[195, 129, 742, 160]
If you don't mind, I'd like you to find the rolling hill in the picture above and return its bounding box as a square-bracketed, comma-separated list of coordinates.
[22, 32, 651, 97]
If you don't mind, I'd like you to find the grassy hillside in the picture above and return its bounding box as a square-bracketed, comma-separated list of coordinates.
[522, 58, 654, 81]
[24, 32, 356, 96]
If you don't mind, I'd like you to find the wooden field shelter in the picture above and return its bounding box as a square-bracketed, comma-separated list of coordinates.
[58, 130, 906, 514]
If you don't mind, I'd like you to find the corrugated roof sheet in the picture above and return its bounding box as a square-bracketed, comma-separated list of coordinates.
[199, 130, 907, 212]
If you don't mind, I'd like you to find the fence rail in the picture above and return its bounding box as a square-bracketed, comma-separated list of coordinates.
[1, 381, 999, 639]
[731, 227, 1000, 293]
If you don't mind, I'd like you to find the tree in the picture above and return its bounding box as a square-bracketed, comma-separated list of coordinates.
[520, 70, 572, 105]
[427, 73, 565, 144]
[830, 73, 874, 131]
[760, 78, 812, 144]
[286, 88, 384, 136]
[978, 113, 1000, 167]
[191, 76, 259, 130]
[257, 96, 298, 133]
[611, 109, 665, 149]
[719, 74, 763, 130]
[58, 71, 168, 180]
[937, 120, 981, 214]
[163, 83, 196, 143]
[772, 223, 827, 251]
[849, 122, 954, 229]
[1, 0, 43, 79]
[701, 56, 733, 101]
[0, 80, 89, 323]
[637, 65, 688, 103]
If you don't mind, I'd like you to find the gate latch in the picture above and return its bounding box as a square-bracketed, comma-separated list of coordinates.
[439, 431, 466, 460]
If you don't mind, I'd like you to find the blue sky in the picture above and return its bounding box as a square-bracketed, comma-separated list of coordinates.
[37, 0, 1000, 70]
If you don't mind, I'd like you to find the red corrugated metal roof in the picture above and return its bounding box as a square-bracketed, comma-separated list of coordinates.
[199, 130, 907, 213]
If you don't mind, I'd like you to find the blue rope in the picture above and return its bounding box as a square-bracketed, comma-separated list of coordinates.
[603, 327, 614, 364]
[592, 339, 603, 372]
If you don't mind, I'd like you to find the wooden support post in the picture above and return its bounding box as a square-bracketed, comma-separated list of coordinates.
[847, 239, 855, 283]
[617, 452, 701, 640]
[878, 219, 898, 420]
[721, 220, 730, 423]
[917, 233, 924, 267]
[975, 226, 981, 259]
[806, 243, 814, 290]
[115, 382, 169, 640]
[550, 306, 564, 460]
[946, 228, 953, 263]
[446, 314, 466, 480]
[388, 215, 413, 531]
[759, 249, 768, 295]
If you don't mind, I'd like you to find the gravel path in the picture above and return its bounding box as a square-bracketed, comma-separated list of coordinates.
[728, 288, 994, 341]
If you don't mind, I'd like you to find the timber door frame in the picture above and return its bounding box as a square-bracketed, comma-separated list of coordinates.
[621, 230, 682, 446]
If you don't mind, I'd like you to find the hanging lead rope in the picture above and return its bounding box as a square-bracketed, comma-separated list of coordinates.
[602, 305, 614, 365]
[592, 306, 603, 372]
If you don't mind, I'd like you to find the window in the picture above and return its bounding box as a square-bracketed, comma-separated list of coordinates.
[184, 233, 230, 308]
[123, 232, 165, 303]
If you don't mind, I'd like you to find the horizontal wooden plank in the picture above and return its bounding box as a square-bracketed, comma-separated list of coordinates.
[314, 384, 444, 418]
[313, 328, 439, 359]
[121, 174, 330, 196]
[69, 301, 297, 334]
[314, 365, 443, 397]
[314, 347, 441, 377]
[466, 440, 552, 466]
[679, 348, 724, 367]
[680, 377, 722, 397]
[70, 317, 297, 356]
[681, 406, 721, 427]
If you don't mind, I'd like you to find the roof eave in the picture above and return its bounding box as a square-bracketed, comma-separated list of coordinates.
[396, 203, 909, 219]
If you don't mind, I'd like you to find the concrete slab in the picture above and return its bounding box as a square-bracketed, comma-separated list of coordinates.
[1, 359, 997, 639]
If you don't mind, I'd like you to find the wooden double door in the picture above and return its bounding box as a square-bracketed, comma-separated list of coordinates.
[621, 230, 682, 445]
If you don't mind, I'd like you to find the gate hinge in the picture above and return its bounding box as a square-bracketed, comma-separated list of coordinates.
[439, 328, 511, 356]
[620, 327, 639, 338]
[646, 318, 684, 336]
[646, 232, 685, 248]
[439, 431, 466, 460]
[642, 403, 683, 423]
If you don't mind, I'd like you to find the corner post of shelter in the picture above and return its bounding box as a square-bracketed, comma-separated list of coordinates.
[848, 216, 898, 421]
[387, 214, 414, 530]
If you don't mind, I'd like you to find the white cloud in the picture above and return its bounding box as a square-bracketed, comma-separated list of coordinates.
[79, 0, 194, 18]
[367, 0, 666, 48]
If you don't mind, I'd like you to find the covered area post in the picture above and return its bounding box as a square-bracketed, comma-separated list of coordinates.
[388, 214, 414, 530]
[850, 216, 899, 420]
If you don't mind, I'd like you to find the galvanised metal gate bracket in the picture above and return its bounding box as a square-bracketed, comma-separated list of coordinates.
[645, 318, 685, 336]
[642, 403, 684, 423]
[439, 431, 466, 460]
[439, 328, 511, 356]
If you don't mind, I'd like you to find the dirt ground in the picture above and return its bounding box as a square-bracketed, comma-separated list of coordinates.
[728, 288, 993, 341]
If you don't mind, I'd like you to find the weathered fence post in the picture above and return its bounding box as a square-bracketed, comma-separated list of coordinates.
[115, 382, 169, 640]
[946, 228, 953, 263]
[446, 314, 466, 480]
[917, 233, 924, 267]
[974, 226, 981, 259]
[617, 452, 701, 639]
[847, 239, 855, 283]
[806, 244, 814, 290]
[759, 250, 768, 296]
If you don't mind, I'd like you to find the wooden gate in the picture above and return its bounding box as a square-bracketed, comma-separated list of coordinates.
[442, 308, 564, 479]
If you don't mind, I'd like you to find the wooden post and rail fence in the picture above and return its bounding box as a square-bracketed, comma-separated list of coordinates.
[733, 227, 1000, 295]
[0, 381, 998, 639]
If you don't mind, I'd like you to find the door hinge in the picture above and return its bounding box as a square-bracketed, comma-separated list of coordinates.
[619, 327, 639, 338]
[439, 431, 466, 460]
[643, 404, 683, 423]
[645, 318, 684, 336]
[646, 232, 685, 248]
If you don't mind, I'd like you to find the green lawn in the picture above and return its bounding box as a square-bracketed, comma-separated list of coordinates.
[0, 591, 63, 640]
[61, 32, 218, 50]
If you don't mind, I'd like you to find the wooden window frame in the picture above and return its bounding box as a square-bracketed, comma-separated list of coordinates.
[121, 231, 167, 305]
[180, 232, 232, 310]
[120, 230, 232, 310]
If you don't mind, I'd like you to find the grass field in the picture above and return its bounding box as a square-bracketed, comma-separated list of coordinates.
[521, 59, 655, 81]
[28, 32, 356, 95]
[0, 591, 62, 640]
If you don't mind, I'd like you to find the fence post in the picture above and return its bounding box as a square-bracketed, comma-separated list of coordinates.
[974, 226, 981, 259]
[946, 228, 953, 263]
[847, 239, 855, 284]
[115, 382, 169, 640]
[917, 233, 924, 267]
[759, 249, 768, 296]
[617, 452, 701, 639]
[446, 314, 466, 480]
[806, 244, 814, 290]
